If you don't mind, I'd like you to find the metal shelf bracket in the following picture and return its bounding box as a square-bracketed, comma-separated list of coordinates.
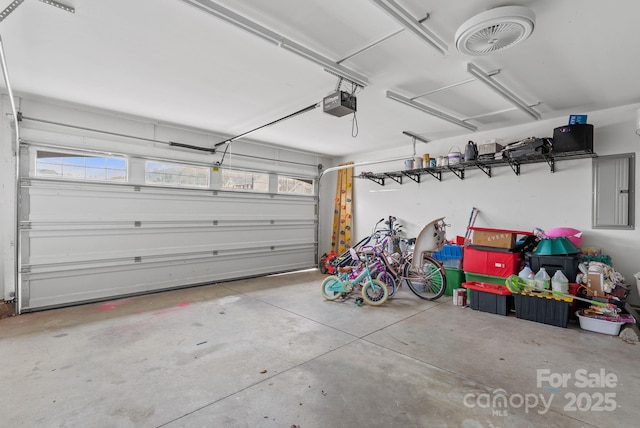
[447, 167, 465, 180]
[401, 171, 421, 184]
[384, 173, 403, 184]
[507, 159, 521, 176]
[424, 169, 442, 181]
[543, 154, 555, 173]
[363, 174, 385, 186]
[475, 162, 492, 178]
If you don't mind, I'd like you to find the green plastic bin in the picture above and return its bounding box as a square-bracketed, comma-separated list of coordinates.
[464, 272, 509, 285]
[464, 272, 510, 303]
[445, 268, 464, 296]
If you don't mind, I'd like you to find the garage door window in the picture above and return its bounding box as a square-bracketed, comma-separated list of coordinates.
[222, 170, 269, 192]
[278, 176, 313, 195]
[145, 161, 210, 188]
[36, 150, 127, 182]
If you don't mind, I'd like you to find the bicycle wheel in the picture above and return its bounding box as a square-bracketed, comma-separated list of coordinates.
[361, 279, 389, 306]
[318, 257, 328, 274]
[376, 271, 397, 297]
[321, 276, 343, 301]
[403, 255, 446, 300]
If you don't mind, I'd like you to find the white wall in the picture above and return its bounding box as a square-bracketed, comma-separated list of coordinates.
[336, 103, 640, 304]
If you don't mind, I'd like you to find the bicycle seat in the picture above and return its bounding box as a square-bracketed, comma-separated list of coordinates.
[337, 266, 354, 273]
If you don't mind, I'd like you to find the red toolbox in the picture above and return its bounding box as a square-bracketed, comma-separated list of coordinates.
[463, 246, 522, 277]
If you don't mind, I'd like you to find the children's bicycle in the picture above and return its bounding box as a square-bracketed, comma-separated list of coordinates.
[321, 249, 389, 306]
[362, 217, 448, 300]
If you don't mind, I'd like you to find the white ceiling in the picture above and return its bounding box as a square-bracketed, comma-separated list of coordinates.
[2, 0, 640, 156]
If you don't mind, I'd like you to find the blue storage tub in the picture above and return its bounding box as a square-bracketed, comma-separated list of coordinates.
[432, 244, 463, 261]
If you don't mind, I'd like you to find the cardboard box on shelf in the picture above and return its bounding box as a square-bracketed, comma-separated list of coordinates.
[478, 142, 504, 156]
[469, 227, 533, 250]
[472, 230, 516, 249]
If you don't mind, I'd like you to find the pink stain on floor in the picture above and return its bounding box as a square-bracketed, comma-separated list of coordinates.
[97, 299, 132, 312]
[152, 301, 191, 316]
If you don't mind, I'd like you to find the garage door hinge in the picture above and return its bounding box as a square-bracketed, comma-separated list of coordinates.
[21, 222, 31, 230]
[212, 250, 218, 256]
[213, 220, 218, 226]
[134, 256, 142, 263]
[134, 221, 142, 227]
[20, 266, 31, 274]
[270, 246, 275, 250]
[212, 190, 218, 196]
[134, 186, 141, 192]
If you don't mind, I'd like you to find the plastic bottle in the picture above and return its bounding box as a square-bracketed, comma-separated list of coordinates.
[526, 271, 536, 288]
[552, 270, 569, 293]
[534, 267, 551, 290]
[518, 264, 533, 281]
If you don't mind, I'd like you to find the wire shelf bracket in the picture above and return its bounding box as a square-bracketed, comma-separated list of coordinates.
[401, 171, 421, 184]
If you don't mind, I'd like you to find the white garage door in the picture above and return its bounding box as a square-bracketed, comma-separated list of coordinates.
[18, 142, 318, 311]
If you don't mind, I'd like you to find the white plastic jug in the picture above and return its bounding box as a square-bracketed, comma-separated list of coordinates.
[551, 270, 569, 293]
[518, 264, 533, 280]
[534, 267, 550, 290]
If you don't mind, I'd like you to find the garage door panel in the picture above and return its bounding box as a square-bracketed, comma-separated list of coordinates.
[22, 223, 316, 264]
[21, 244, 315, 310]
[23, 181, 316, 222]
[20, 178, 318, 311]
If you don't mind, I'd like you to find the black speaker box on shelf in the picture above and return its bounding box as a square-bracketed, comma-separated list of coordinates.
[552, 124, 594, 153]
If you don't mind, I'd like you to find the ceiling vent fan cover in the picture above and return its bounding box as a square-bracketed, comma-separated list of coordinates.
[455, 6, 535, 56]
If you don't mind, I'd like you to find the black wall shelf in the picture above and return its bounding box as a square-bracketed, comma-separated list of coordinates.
[358, 150, 596, 186]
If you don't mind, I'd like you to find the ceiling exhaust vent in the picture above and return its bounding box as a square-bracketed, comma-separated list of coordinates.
[455, 6, 535, 56]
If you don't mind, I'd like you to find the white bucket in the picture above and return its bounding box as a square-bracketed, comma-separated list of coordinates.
[404, 159, 414, 170]
[448, 153, 461, 165]
[448, 146, 462, 165]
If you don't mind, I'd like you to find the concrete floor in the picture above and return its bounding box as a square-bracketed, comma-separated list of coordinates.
[1, 269, 638, 428]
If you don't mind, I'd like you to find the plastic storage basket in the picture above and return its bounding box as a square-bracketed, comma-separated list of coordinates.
[432, 244, 463, 269]
[576, 311, 625, 335]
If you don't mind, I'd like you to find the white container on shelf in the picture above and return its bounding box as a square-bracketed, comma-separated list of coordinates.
[576, 311, 625, 335]
[447, 147, 461, 165]
[404, 159, 414, 170]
